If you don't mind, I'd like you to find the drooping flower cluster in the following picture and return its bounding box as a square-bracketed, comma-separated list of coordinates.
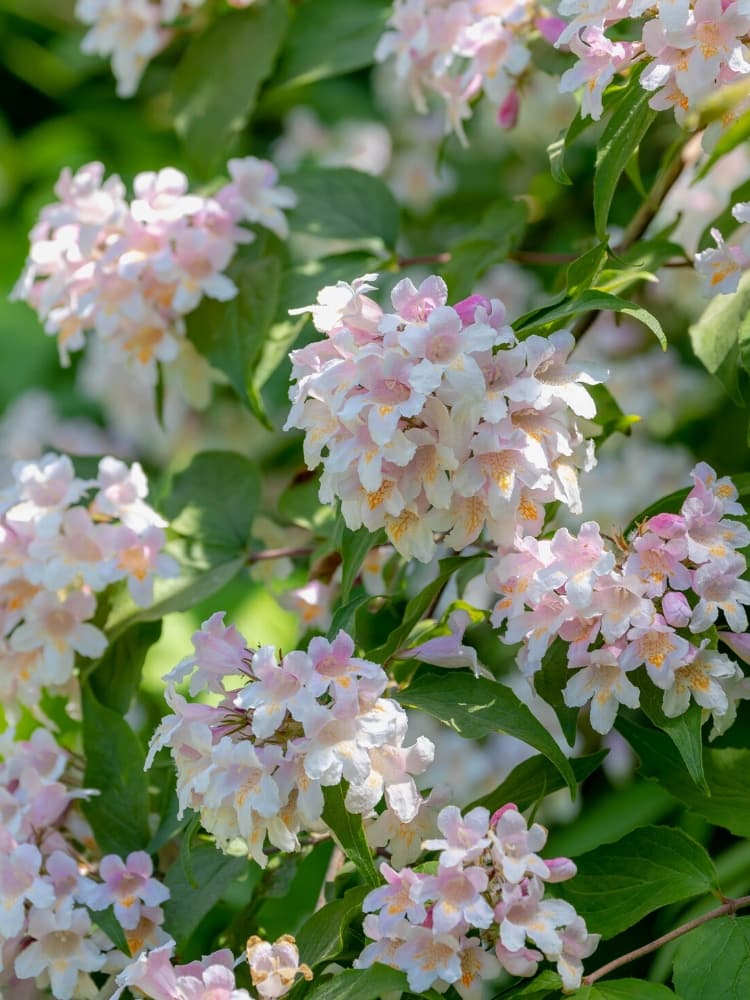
[147, 617, 435, 867]
[376, 0, 558, 140]
[356, 802, 599, 995]
[285, 273, 602, 562]
[694, 200, 750, 294]
[0, 453, 177, 713]
[76, 0, 258, 97]
[0, 727, 171, 999]
[490, 462, 750, 734]
[13, 158, 295, 384]
[557, 0, 750, 124]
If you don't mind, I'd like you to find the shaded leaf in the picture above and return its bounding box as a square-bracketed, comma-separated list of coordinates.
[321, 784, 380, 887]
[637, 681, 708, 793]
[673, 916, 750, 1000]
[296, 885, 369, 968]
[88, 620, 161, 714]
[287, 167, 399, 249]
[444, 199, 528, 299]
[468, 751, 607, 815]
[515, 290, 666, 348]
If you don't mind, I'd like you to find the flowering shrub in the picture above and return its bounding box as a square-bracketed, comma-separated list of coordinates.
[7, 1, 750, 998]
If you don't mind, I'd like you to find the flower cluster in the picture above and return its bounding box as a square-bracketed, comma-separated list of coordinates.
[376, 0, 557, 140]
[76, 0, 258, 97]
[0, 453, 177, 713]
[694, 200, 750, 294]
[0, 727, 171, 999]
[490, 462, 750, 733]
[557, 0, 750, 124]
[13, 158, 295, 384]
[356, 802, 599, 995]
[285, 273, 602, 562]
[147, 617, 434, 867]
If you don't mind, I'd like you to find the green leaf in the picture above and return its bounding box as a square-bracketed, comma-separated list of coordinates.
[327, 594, 376, 640]
[287, 167, 400, 249]
[339, 525, 385, 605]
[566, 242, 610, 296]
[515, 290, 666, 348]
[271, 0, 390, 91]
[163, 450, 261, 551]
[468, 751, 607, 815]
[689, 270, 750, 405]
[673, 916, 750, 1000]
[186, 239, 283, 417]
[594, 75, 656, 240]
[547, 109, 595, 186]
[503, 970, 564, 998]
[303, 965, 412, 1000]
[163, 841, 253, 948]
[617, 717, 750, 837]
[88, 620, 161, 715]
[696, 107, 750, 181]
[87, 906, 131, 956]
[572, 981, 677, 999]
[296, 885, 369, 968]
[557, 825, 720, 938]
[171, 4, 289, 175]
[637, 681, 708, 793]
[82, 685, 151, 857]
[398, 671, 576, 793]
[534, 638, 580, 746]
[367, 554, 487, 663]
[321, 783, 380, 887]
[443, 199, 528, 299]
[588, 384, 640, 443]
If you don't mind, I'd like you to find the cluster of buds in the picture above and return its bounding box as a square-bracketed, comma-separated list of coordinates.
[490, 462, 750, 734]
[13, 158, 295, 384]
[356, 802, 599, 994]
[557, 0, 750, 124]
[285, 273, 602, 563]
[76, 0, 258, 97]
[147, 616, 434, 867]
[113, 934, 311, 1000]
[0, 453, 177, 714]
[0, 728, 171, 999]
[694, 200, 750, 294]
[375, 0, 559, 139]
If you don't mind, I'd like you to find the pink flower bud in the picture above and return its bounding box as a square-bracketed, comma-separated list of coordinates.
[454, 294, 492, 326]
[662, 591, 692, 628]
[490, 802, 519, 826]
[497, 90, 520, 130]
[545, 857, 577, 882]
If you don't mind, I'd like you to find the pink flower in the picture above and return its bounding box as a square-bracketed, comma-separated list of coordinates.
[246, 935, 312, 999]
[83, 851, 169, 931]
[362, 864, 427, 932]
[423, 805, 491, 867]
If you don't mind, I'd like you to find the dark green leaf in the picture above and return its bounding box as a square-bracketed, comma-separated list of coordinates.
[594, 76, 656, 240]
[443, 199, 528, 299]
[339, 525, 385, 604]
[296, 885, 369, 968]
[637, 681, 708, 793]
[287, 167, 400, 249]
[515, 290, 666, 348]
[673, 916, 750, 1000]
[163, 841, 253, 948]
[88, 620, 161, 714]
[548, 109, 595, 186]
[468, 751, 607, 815]
[328, 593, 377, 640]
[534, 638, 580, 745]
[82, 685, 150, 856]
[303, 965, 412, 1000]
[398, 671, 576, 793]
[572, 981, 677, 999]
[618, 717, 750, 837]
[271, 0, 390, 91]
[172, 4, 289, 175]
[87, 906, 130, 956]
[502, 970, 563, 998]
[557, 825, 720, 938]
[186, 239, 283, 415]
[321, 784, 380, 887]
[566, 242, 609, 296]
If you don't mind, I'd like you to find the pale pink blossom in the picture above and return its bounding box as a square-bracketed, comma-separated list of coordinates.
[246, 935, 312, 999]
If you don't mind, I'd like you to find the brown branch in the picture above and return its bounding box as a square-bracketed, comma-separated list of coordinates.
[583, 894, 750, 986]
[397, 252, 452, 267]
[246, 546, 314, 564]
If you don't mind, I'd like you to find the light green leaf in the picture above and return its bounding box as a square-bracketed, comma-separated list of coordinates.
[673, 916, 750, 1000]
[82, 685, 151, 857]
[398, 671, 576, 793]
[321, 784, 380, 887]
[689, 270, 750, 405]
[594, 75, 656, 240]
[287, 167, 400, 249]
[696, 107, 750, 181]
[171, 4, 289, 175]
[558, 825, 720, 938]
[515, 290, 666, 348]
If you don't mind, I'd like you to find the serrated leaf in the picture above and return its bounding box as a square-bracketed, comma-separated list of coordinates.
[171, 4, 289, 175]
[594, 76, 656, 240]
[673, 916, 750, 1000]
[637, 681, 708, 793]
[163, 841, 253, 948]
[398, 671, 576, 793]
[557, 825, 720, 938]
[270, 0, 390, 91]
[82, 685, 150, 857]
[88, 620, 161, 714]
[287, 167, 399, 249]
[468, 751, 607, 815]
[617, 717, 750, 837]
[321, 784, 380, 887]
[295, 885, 369, 968]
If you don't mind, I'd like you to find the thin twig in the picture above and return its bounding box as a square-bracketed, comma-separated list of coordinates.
[583, 894, 750, 985]
[245, 546, 314, 564]
[397, 252, 452, 267]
